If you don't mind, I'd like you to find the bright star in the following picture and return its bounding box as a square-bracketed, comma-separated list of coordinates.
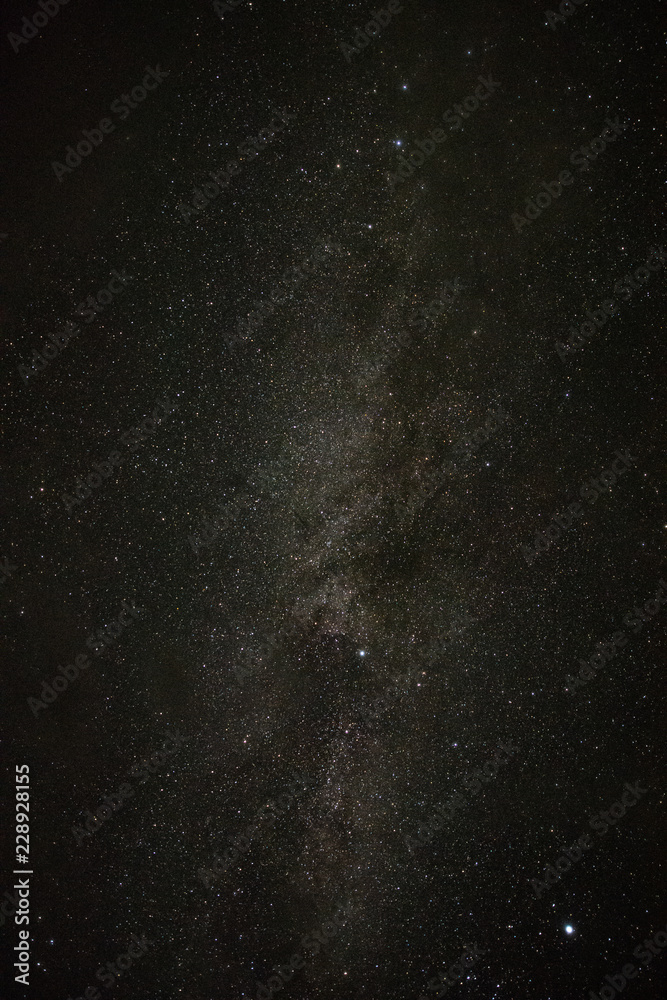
[395, 140, 402, 147]
[358, 650, 366, 657]
[564, 924, 574, 935]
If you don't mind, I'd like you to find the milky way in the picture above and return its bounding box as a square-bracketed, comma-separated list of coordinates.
[3, 1, 666, 998]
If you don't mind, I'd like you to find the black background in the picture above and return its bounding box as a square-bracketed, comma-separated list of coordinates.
[1, 1, 666, 998]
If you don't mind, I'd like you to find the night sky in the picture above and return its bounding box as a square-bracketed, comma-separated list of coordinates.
[2, 1, 666, 998]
